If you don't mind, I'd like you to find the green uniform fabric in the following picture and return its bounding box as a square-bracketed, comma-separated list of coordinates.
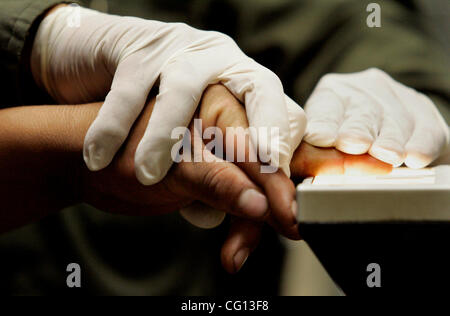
[0, 0, 78, 106]
[0, 0, 449, 295]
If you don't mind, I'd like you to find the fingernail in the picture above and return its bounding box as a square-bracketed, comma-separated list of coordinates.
[233, 248, 250, 273]
[291, 200, 298, 223]
[238, 189, 268, 218]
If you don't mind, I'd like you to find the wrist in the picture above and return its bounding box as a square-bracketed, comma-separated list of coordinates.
[31, 5, 108, 103]
[0, 103, 101, 232]
[50, 103, 103, 204]
[2, 103, 101, 205]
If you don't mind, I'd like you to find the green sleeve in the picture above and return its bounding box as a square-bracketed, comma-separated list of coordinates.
[0, 0, 85, 107]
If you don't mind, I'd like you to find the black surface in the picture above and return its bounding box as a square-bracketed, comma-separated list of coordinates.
[299, 222, 450, 295]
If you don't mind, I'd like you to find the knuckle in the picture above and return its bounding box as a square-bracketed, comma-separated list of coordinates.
[365, 67, 387, 81]
[365, 67, 383, 75]
[211, 86, 240, 109]
[318, 73, 341, 86]
[202, 164, 231, 192]
[172, 22, 195, 35]
[210, 31, 236, 44]
[201, 164, 244, 203]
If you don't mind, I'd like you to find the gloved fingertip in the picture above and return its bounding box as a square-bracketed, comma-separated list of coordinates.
[83, 142, 109, 171]
[135, 162, 165, 186]
[335, 136, 372, 155]
[303, 123, 337, 147]
[405, 152, 432, 169]
[303, 136, 335, 148]
[369, 145, 405, 167]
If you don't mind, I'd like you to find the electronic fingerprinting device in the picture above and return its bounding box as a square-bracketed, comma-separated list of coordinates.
[296, 166, 450, 295]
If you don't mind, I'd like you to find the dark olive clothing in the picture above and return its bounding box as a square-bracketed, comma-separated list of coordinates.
[0, 0, 449, 295]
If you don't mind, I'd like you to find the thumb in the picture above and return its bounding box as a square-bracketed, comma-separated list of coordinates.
[169, 154, 270, 221]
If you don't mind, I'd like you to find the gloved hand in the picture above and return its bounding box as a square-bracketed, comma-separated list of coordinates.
[31, 5, 306, 185]
[303, 68, 450, 168]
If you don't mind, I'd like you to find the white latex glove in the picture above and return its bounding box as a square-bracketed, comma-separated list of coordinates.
[304, 68, 450, 168]
[31, 5, 306, 186]
[181, 97, 306, 229]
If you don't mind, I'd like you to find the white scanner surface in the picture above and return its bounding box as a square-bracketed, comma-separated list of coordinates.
[296, 166, 450, 223]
